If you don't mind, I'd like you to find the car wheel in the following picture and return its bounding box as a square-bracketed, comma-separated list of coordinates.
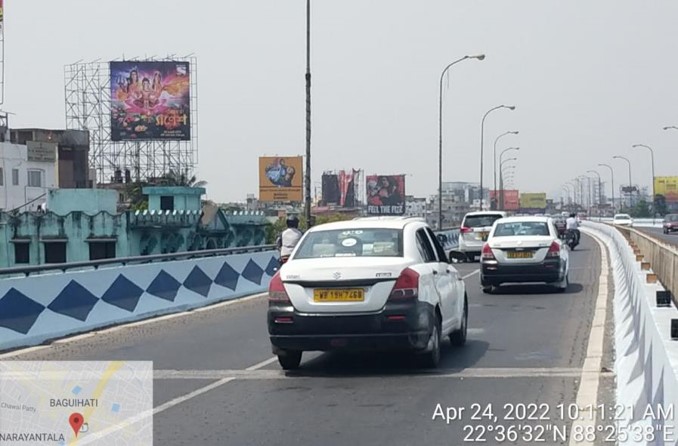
[419, 317, 441, 368]
[554, 273, 568, 293]
[450, 295, 468, 347]
[277, 350, 302, 370]
[481, 285, 493, 294]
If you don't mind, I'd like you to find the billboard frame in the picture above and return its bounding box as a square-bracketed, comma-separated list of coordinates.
[64, 56, 198, 185]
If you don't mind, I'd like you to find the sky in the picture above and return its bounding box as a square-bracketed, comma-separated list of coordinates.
[3, 0, 678, 204]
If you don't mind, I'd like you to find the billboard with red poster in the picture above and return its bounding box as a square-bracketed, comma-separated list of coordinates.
[489, 190, 519, 210]
[366, 175, 405, 215]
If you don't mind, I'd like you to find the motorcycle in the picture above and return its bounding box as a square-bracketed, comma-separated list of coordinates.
[563, 229, 579, 250]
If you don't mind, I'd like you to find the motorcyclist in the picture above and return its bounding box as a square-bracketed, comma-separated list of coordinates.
[565, 213, 580, 245]
[278, 216, 303, 264]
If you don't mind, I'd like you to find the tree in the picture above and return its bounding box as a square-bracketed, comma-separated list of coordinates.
[630, 200, 651, 218]
[157, 169, 207, 188]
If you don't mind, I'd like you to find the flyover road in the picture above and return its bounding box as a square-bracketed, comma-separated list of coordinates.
[2, 235, 615, 446]
[637, 226, 678, 248]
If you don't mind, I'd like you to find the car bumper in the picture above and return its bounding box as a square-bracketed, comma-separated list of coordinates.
[268, 301, 435, 353]
[481, 259, 564, 285]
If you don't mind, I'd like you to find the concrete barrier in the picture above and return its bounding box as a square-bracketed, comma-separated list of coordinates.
[584, 222, 678, 445]
[0, 250, 278, 352]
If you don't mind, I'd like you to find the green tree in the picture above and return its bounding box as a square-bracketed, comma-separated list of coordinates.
[157, 169, 207, 188]
[630, 200, 651, 218]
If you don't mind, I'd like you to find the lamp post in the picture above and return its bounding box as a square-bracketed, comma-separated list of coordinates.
[598, 163, 615, 213]
[304, 0, 312, 227]
[480, 105, 515, 210]
[498, 147, 519, 209]
[437, 54, 485, 229]
[632, 144, 656, 217]
[492, 130, 518, 209]
[614, 155, 633, 209]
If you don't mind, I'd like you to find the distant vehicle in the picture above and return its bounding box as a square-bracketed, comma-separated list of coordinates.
[549, 214, 567, 237]
[663, 214, 678, 234]
[480, 216, 570, 293]
[457, 211, 507, 262]
[267, 216, 468, 370]
[613, 213, 633, 227]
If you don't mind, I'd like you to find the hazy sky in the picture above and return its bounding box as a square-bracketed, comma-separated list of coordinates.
[3, 1, 678, 203]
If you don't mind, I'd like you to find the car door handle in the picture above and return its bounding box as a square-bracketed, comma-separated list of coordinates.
[432, 270, 438, 275]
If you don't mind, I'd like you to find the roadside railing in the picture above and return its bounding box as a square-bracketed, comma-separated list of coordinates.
[0, 245, 277, 279]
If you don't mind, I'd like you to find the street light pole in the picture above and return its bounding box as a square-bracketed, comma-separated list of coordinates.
[498, 147, 519, 209]
[598, 163, 615, 213]
[437, 54, 485, 229]
[304, 0, 312, 227]
[632, 144, 656, 217]
[492, 130, 518, 209]
[613, 155, 633, 210]
[480, 105, 515, 210]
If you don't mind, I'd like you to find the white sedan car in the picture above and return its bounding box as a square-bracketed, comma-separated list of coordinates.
[480, 216, 570, 293]
[267, 217, 468, 370]
[613, 213, 634, 227]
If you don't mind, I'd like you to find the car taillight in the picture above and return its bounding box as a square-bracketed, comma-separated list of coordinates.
[547, 241, 560, 257]
[481, 243, 495, 260]
[388, 268, 419, 300]
[268, 272, 291, 303]
[460, 226, 472, 234]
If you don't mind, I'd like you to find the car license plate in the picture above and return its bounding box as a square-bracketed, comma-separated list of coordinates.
[480, 232, 489, 241]
[507, 251, 533, 259]
[313, 289, 365, 302]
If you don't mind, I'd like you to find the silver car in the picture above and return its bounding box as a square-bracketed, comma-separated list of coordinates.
[457, 211, 507, 262]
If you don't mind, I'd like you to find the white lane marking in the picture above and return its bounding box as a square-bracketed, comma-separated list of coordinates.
[245, 356, 277, 371]
[569, 231, 609, 446]
[0, 293, 269, 358]
[461, 270, 480, 280]
[76, 354, 276, 445]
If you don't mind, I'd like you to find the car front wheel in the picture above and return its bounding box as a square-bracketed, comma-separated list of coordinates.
[277, 350, 302, 370]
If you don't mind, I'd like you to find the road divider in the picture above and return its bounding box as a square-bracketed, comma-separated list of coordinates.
[0, 250, 278, 352]
[583, 222, 678, 445]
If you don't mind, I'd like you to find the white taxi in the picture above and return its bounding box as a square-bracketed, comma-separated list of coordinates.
[480, 216, 569, 293]
[267, 217, 468, 370]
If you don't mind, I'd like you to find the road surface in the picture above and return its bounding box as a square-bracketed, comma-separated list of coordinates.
[2, 234, 615, 445]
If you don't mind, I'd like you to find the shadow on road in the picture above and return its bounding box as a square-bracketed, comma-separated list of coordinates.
[488, 283, 584, 295]
[285, 340, 490, 378]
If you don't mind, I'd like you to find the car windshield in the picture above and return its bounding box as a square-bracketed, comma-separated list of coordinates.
[665, 214, 678, 222]
[493, 222, 551, 237]
[615, 214, 631, 220]
[293, 228, 403, 259]
[463, 214, 504, 228]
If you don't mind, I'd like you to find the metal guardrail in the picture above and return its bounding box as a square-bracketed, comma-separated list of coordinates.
[0, 245, 277, 278]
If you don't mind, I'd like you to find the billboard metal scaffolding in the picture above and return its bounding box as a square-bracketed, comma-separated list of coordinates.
[64, 56, 198, 185]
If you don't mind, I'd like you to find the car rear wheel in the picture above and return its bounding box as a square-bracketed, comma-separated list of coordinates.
[277, 350, 302, 370]
[419, 318, 441, 368]
[481, 285, 493, 294]
[554, 273, 568, 293]
[450, 295, 468, 347]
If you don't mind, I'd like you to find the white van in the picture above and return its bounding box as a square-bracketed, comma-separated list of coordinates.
[458, 211, 507, 261]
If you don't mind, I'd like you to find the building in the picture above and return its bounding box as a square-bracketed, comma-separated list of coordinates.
[405, 196, 428, 218]
[0, 187, 269, 268]
[429, 181, 482, 228]
[0, 128, 91, 212]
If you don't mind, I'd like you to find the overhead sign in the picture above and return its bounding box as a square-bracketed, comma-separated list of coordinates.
[26, 141, 57, 162]
[366, 175, 405, 215]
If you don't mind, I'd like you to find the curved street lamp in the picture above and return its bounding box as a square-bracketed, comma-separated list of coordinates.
[492, 131, 519, 208]
[497, 147, 519, 208]
[632, 144, 656, 215]
[614, 155, 633, 209]
[480, 105, 515, 209]
[587, 170, 602, 208]
[437, 54, 485, 229]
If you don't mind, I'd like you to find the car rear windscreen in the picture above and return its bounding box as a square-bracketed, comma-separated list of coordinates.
[463, 214, 504, 228]
[494, 222, 551, 237]
[666, 214, 678, 222]
[294, 228, 403, 259]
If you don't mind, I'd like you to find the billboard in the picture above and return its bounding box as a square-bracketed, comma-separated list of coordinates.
[366, 175, 405, 215]
[520, 192, 547, 210]
[110, 61, 191, 141]
[655, 176, 678, 204]
[259, 156, 303, 202]
[490, 190, 519, 211]
[0, 0, 4, 33]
